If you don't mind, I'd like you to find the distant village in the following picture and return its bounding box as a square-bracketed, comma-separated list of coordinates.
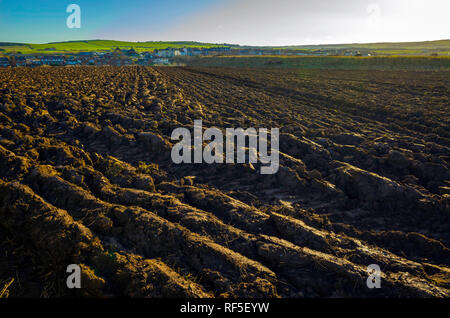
[0, 46, 372, 67]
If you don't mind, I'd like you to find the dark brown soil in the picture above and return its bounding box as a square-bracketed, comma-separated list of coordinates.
[0, 66, 449, 298]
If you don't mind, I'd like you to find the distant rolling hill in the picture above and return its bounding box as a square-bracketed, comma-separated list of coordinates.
[0, 40, 230, 54]
[0, 39, 449, 56]
[267, 39, 450, 55]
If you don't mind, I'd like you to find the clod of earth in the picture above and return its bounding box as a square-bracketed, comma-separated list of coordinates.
[0, 66, 449, 298]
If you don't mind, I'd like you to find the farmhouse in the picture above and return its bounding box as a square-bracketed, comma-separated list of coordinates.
[41, 55, 65, 65]
[154, 48, 175, 58]
[66, 57, 81, 65]
[178, 48, 189, 56]
[153, 58, 170, 65]
[77, 51, 98, 64]
[14, 56, 27, 67]
[124, 48, 140, 57]
[0, 57, 10, 67]
[189, 48, 202, 56]
[203, 47, 231, 55]
[28, 58, 42, 67]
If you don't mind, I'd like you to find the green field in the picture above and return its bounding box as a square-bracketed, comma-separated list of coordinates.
[0, 40, 228, 54]
[175, 55, 450, 71]
[267, 39, 450, 56]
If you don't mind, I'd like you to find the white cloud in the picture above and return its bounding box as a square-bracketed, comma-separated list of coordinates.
[151, 0, 450, 45]
[366, 3, 381, 29]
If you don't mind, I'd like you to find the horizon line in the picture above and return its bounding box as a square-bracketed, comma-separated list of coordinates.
[1, 38, 449, 48]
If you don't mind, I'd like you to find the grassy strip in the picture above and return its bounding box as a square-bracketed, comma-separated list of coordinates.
[175, 55, 450, 70]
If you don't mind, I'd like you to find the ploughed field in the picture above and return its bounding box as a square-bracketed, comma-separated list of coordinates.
[0, 66, 449, 297]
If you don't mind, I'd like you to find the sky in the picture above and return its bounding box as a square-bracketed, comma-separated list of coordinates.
[0, 0, 449, 46]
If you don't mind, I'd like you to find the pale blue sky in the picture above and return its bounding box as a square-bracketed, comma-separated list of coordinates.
[0, 0, 449, 45]
[0, 0, 223, 43]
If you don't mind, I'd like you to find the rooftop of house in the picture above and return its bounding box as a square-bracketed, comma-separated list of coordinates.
[43, 55, 61, 58]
